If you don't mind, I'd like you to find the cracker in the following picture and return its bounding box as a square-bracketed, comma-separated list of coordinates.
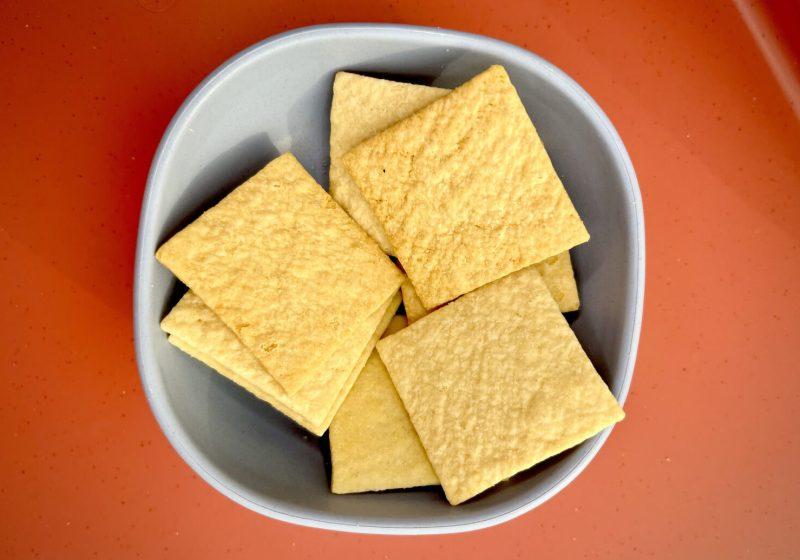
[329, 72, 448, 254]
[400, 277, 429, 324]
[161, 290, 401, 435]
[382, 314, 409, 337]
[330, 315, 439, 493]
[344, 65, 589, 308]
[332, 71, 580, 311]
[156, 153, 403, 394]
[534, 251, 580, 312]
[377, 267, 623, 505]
[401, 249, 579, 321]
[168, 333, 315, 426]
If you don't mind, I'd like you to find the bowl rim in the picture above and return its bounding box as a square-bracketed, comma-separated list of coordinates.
[133, 22, 644, 535]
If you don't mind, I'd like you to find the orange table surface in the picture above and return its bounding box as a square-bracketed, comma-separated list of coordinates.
[2, 0, 799, 558]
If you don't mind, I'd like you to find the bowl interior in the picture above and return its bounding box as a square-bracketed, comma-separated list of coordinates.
[135, 25, 642, 534]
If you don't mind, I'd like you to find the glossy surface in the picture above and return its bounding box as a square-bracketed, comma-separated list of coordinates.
[134, 24, 641, 533]
[1, 0, 798, 556]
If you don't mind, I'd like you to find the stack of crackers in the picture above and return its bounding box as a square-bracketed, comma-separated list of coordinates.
[157, 65, 624, 506]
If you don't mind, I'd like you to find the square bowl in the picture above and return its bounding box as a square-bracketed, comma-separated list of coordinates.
[134, 23, 643, 534]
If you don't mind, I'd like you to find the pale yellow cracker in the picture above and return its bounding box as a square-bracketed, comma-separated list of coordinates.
[330, 315, 439, 494]
[329, 72, 448, 254]
[401, 249, 579, 321]
[344, 65, 589, 309]
[156, 153, 403, 394]
[377, 267, 623, 505]
[400, 277, 430, 324]
[168, 334, 315, 425]
[331, 72, 579, 310]
[534, 251, 580, 312]
[161, 290, 401, 435]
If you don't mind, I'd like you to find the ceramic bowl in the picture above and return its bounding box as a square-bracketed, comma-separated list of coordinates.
[134, 23, 643, 534]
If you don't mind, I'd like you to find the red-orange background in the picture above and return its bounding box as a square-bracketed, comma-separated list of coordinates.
[1, 0, 799, 558]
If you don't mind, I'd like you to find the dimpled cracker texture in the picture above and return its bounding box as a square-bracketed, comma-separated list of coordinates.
[376, 267, 624, 505]
[401, 250, 579, 321]
[161, 291, 401, 436]
[330, 315, 439, 493]
[329, 72, 448, 254]
[156, 153, 403, 395]
[344, 65, 589, 309]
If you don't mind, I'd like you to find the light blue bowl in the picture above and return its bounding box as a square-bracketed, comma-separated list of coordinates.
[134, 24, 644, 534]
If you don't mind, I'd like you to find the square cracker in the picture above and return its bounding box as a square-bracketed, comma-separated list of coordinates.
[331, 72, 579, 310]
[329, 72, 448, 254]
[156, 153, 403, 394]
[330, 315, 439, 493]
[161, 290, 401, 435]
[377, 266, 623, 505]
[344, 65, 589, 309]
[401, 250, 579, 320]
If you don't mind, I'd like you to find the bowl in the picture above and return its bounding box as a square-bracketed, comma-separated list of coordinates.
[134, 23, 644, 534]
